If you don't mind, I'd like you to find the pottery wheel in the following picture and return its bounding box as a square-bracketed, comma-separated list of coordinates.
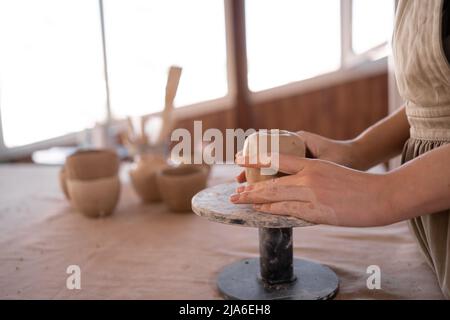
[191, 182, 339, 300]
[192, 182, 313, 228]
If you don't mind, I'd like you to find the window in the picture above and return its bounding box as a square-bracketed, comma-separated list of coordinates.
[0, 0, 106, 147]
[245, 0, 341, 92]
[0, 0, 395, 152]
[352, 0, 395, 54]
[102, 0, 228, 118]
[0, 0, 228, 148]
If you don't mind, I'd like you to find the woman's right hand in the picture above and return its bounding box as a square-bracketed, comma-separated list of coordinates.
[235, 131, 359, 183]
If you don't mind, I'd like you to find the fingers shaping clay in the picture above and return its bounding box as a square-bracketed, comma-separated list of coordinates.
[242, 130, 305, 183]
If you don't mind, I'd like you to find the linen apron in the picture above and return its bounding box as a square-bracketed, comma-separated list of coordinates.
[394, 0, 450, 298]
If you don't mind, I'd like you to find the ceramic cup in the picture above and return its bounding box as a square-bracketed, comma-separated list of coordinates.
[65, 149, 119, 180]
[157, 165, 208, 212]
[129, 154, 167, 203]
[64, 149, 121, 217]
[67, 175, 121, 218]
[242, 130, 305, 183]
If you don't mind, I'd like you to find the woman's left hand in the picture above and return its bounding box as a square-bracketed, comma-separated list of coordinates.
[230, 153, 394, 227]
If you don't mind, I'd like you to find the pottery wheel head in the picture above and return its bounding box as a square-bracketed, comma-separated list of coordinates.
[191, 182, 314, 228]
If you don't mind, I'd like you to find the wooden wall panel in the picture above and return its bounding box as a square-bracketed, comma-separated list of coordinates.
[171, 108, 236, 157]
[174, 108, 235, 134]
[250, 72, 388, 140]
[174, 71, 388, 143]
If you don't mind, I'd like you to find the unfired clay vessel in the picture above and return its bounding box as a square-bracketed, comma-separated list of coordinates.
[65, 149, 119, 180]
[242, 130, 305, 183]
[157, 165, 208, 212]
[129, 154, 167, 203]
[64, 149, 121, 217]
[67, 176, 121, 218]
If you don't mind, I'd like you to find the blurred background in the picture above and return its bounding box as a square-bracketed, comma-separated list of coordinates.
[0, 0, 397, 163]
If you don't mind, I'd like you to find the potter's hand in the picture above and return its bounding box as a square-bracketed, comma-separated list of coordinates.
[231, 153, 390, 227]
[296, 131, 356, 167]
[234, 132, 356, 183]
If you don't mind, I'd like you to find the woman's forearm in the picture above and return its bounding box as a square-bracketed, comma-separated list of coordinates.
[349, 106, 410, 170]
[382, 143, 450, 224]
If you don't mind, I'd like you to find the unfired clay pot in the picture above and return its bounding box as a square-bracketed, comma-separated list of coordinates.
[129, 154, 167, 203]
[157, 165, 208, 212]
[64, 149, 121, 217]
[242, 130, 305, 183]
[67, 176, 121, 218]
[65, 149, 119, 180]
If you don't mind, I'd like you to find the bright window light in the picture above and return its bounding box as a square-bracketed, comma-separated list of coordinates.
[245, 0, 341, 92]
[0, 0, 107, 147]
[352, 0, 394, 54]
[102, 0, 228, 118]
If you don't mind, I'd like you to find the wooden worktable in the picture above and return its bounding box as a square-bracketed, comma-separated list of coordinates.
[0, 164, 443, 299]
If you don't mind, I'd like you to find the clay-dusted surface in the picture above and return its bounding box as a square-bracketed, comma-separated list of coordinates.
[192, 182, 314, 228]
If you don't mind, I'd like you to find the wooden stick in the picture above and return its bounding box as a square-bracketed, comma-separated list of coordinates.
[156, 66, 182, 145]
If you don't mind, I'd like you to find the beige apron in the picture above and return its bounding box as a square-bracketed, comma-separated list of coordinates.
[394, 0, 450, 299]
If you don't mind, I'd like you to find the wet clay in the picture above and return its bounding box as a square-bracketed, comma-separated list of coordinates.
[242, 130, 305, 183]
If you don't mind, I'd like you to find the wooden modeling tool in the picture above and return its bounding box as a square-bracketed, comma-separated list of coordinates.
[156, 66, 182, 146]
[123, 116, 149, 155]
[121, 66, 182, 156]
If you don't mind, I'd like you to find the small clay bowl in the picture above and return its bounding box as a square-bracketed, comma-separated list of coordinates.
[65, 149, 119, 180]
[59, 166, 70, 200]
[157, 165, 208, 213]
[129, 154, 167, 203]
[67, 175, 121, 218]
